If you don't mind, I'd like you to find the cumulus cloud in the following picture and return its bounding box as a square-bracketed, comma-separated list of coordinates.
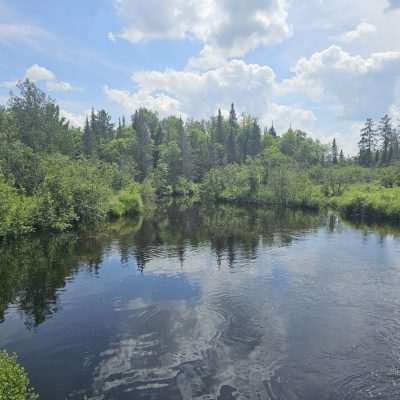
[1, 64, 81, 93]
[281, 45, 400, 119]
[110, 0, 291, 58]
[105, 58, 317, 133]
[336, 22, 376, 43]
[25, 64, 55, 82]
[106, 59, 276, 119]
[60, 109, 87, 128]
[263, 103, 316, 132]
[104, 86, 182, 118]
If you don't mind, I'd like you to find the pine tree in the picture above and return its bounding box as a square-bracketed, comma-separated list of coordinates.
[133, 109, 153, 181]
[153, 124, 165, 168]
[83, 116, 96, 157]
[226, 103, 238, 163]
[247, 119, 262, 157]
[215, 109, 225, 145]
[177, 118, 192, 179]
[332, 138, 338, 164]
[95, 109, 114, 142]
[339, 149, 344, 163]
[358, 118, 376, 166]
[390, 128, 399, 162]
[379, 114, 392, 164]
[268, 122, 277, 138]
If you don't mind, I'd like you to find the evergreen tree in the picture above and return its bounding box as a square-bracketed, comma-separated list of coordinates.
[133, 109, 153, 181]
[358, 118, 376, 166]
[379, 114, 392, 164]
[215, 109, 225, 145]
[94, 109, 114, 143]
[247, 119, 262, 157]
[177, 118, 193, 179]
[226, 103, 238, 163]
[268, 122, 277, 138]
[332, 138, 338, 164]
[153, 124, 165, 168]
[83, 116, 96, 157]
[390, 128, 399, 162]
[339, 149, 344, 163]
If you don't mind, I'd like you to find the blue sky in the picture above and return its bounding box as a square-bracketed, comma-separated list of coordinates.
[1, 0, 400, 154]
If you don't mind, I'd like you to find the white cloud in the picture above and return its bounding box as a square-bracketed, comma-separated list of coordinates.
[110, 0, 291, 58]
[1, 64, 81, 93]
[46, 80, 80, 92]
[281, 45, 400, 119]
[106, 59, 276, 119]
[263, 103, 316, 133]
[25, 64, 55, 82]
[336, 22, 376, 43]
[105, 58, 317, 135]
[107, 31, 116, 42]
[104, 86, 182, 117]
[60, 109, 87, 128]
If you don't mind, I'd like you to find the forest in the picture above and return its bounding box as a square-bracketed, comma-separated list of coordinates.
[1, 79, 400, 239]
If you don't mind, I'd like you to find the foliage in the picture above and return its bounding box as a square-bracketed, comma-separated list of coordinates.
[330, 185, 400, 222]
[109, 185, 144, 217]
[2, 80, 400, 237]
[35, 156, 112, 231]
[0, 351, 38, 400]
[0, 177, 38, 238]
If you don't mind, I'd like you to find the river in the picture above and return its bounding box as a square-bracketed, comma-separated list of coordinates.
[1, 204, 400, 399]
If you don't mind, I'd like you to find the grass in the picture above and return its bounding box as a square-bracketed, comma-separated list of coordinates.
[329, 184, 400, 222]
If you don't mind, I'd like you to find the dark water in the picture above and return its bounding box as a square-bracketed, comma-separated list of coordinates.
[1, 204, 400, 399]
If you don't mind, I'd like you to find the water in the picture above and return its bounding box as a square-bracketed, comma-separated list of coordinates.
[1, 204, 400, 399]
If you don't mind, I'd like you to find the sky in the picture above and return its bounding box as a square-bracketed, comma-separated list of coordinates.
[1, 0, 400, 154]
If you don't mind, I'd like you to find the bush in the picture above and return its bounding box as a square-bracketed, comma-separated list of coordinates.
[331, 185, 400, 221]
[109, 185, 143, 217]
[0, 177, 38, 238]
[0, 351, 38, 400]
[35, 155, 112, 230]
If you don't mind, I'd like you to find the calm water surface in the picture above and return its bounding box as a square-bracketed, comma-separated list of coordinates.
[1, 205, 400, 399]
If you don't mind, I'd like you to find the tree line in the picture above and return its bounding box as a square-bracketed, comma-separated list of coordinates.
[1, 79, 400, 237]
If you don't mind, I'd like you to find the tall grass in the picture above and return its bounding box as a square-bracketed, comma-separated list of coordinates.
[330, 185, 400, 222]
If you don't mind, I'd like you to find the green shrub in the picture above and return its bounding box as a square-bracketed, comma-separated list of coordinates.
[35, 155, 112, 230]
[330, 185, 400, 221]
[109, 186, 143, 217]
[0, 177, 38, 238]
[0, 351, 38, 400]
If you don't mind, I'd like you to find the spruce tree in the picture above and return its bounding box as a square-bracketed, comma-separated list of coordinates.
[339, 149, 344, 163]
[247, 119, 262, 157]
[215, 109, 225, 145]
[133, 109, 153, 181]
[379, 114, 392, 164]
[83, 116, 96, 157]
[359, 118, 376, 166]
[268, 122, 277, 138]
[177, 118, 192, 179]
[332, 138, 338, 164]
[226, 103, 238, 163]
